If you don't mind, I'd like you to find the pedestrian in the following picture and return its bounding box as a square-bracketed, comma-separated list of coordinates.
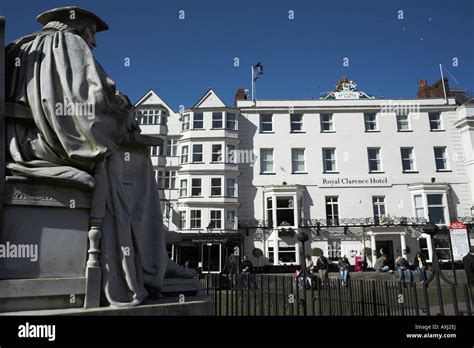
[240, 255, 254, 289]
[338, 255, 351, 287]
[355, 250, 365, 272]
[396, 257, 413, 286]
[375, 254, 390, 272]
[228, 254, 237, 274]
[317, 254, 329, 287]
[295, 266, 312, 289]
[395, 255, 402, 273]
[305, 255, 314, 273]
[413, 252, 427, 283]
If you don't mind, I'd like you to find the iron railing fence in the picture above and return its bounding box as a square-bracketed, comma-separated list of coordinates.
[200, 273, 473, 316]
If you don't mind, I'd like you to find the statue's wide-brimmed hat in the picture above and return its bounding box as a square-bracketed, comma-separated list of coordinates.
[37, 6, 109, 32]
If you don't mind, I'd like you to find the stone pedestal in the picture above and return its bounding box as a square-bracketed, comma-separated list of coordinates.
[0, 178, 91, 312]
[0, 295, 213, 316]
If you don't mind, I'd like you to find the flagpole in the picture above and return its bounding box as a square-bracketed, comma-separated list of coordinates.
[251, 65, 255, 102]
[439, 63, 447, 103]
[254, 76, 257, 103]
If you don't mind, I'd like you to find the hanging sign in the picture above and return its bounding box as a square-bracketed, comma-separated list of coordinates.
[449, 221, 470, 262]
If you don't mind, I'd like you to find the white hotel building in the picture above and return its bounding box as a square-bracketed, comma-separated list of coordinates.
[132, 79, 474, 272]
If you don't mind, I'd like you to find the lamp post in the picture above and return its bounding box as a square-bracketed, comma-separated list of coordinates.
[297, 230, 309, 316]
[206, 243, 212, 276]
[422, 222, 457, 315]
[206, 223, 213, 276]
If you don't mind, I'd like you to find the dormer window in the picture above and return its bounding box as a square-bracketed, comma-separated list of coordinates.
[135, 109, 167, 125]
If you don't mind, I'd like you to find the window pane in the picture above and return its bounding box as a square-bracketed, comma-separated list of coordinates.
[364, 113, 377, 131]
[429, 112, 441, 130]
[427, 194, 443, 205]
[180, 180, 187, 197]
[415, 208, 425, 219]
[191, 179, 202, 196]
[261, 149, 274, 172]
[292, 149, 305, 172]
[193, 113, 203, 129]
[226, 113, 236, 129]
[276, 209, 295, 226]
[226, 210, 236, 229]
[321, 114, 333, 131]
[211, 178, 221, 196]
[325, 196, 339, 226]
[397, 115, 409, 130]
[226, 145, 236, 163]
[193, 144, 203, 162]
[401, 148, 414, 171]
[323, 148, 336, 172]
[414, 194, 423, 207]
[290, 114, 303, 132]
[277, 197, 293, 208]
[181, 146, 189, 163]
[182, 114, 190, 130]
[212, 112, 223, 128]
[429, 207, 445, 224]
[226, 178, 236, 197]
[434, 147, 447, 170]
[212, 144, 222, 162]
[368, 148, 381, 172]
[210, 210, 222, 228]
[260, 114, 273, 132]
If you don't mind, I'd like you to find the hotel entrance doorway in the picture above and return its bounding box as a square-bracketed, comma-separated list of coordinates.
[375, 240, 395, 269]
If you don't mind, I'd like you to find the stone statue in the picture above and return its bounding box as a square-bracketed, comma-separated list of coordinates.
[5, 7, 195, 307]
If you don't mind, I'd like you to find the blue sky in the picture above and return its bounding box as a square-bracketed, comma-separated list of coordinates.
[1, 0, 473, 110]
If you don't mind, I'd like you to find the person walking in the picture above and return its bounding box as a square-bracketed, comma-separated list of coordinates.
[413, 252, 428, 283]
[227, 254, 237, 274]
[338, 256, 351, 287]
[317, 255, 329, 288]
[240, 255, 254, 289]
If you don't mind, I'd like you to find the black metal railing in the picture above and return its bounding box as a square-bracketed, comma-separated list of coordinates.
[201, 273, 473, 316]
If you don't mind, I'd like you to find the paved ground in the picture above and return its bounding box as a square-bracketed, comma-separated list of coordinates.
[429, 302, 472, 316]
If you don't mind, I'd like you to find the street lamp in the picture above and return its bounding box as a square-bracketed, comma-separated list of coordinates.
[206, 243, 213, 276]
[422, 222, 456, 296]
[297, 231, 309, 316]
[206, 223, 213, 276]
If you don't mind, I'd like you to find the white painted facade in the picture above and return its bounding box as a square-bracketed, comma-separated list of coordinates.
[133, 88, 474, 272]
[237, 96, 473, 268]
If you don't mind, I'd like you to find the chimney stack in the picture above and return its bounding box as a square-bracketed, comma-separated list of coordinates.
[417, 78, 449, 99]
[234, 89, 248, 105]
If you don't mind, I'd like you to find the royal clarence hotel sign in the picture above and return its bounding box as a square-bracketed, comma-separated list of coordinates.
[319, 177, 392, 187]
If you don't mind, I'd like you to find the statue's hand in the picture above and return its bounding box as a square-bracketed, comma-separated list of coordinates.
[127, 116, 140, 132]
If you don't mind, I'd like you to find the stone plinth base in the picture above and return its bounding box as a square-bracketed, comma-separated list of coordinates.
[0, 296, 213, 316]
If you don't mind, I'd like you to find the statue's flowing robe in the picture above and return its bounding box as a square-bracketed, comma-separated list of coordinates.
[5, 27, 168, 306]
